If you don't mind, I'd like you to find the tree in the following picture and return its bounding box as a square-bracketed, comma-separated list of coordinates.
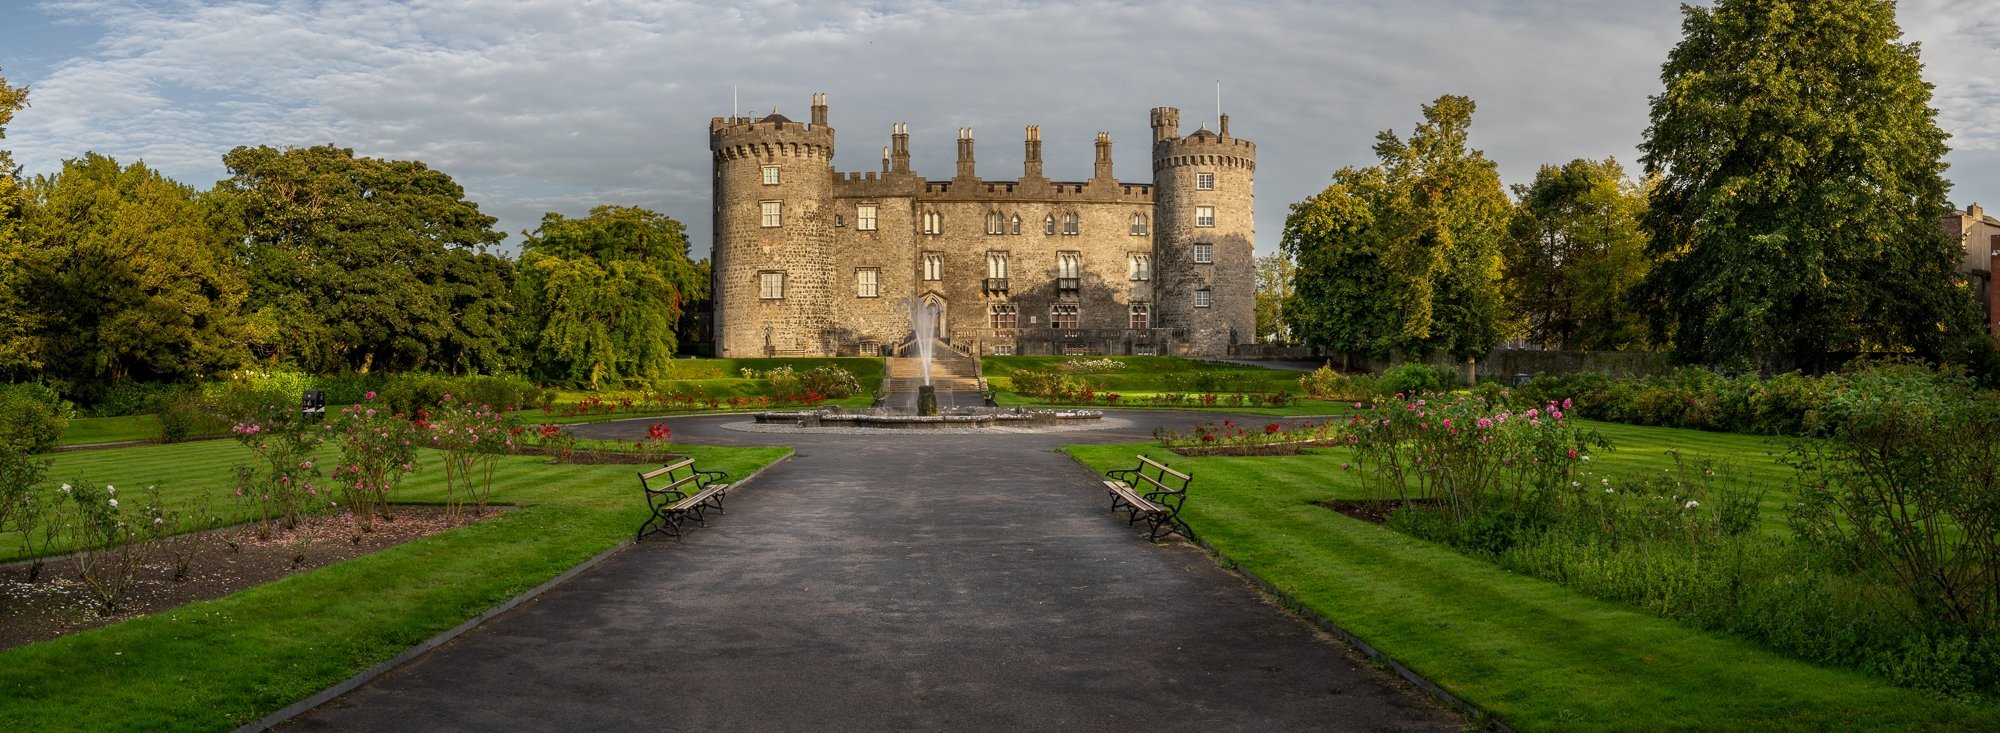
[516, 206, 702, 388]
[1254, 252, 1295, 344]
[1637, 0, 1984, 369]
[1503, 158, 1651, 351]
[0, 70, 37, 376]
[14, 154, 249, 398]
[1284, 95, 1511, 359]
[215, 145, 508, 374]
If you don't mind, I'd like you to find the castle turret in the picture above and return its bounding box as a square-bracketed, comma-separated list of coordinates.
[710, 94, 838, 357]
[1152, 106, 1256, 355]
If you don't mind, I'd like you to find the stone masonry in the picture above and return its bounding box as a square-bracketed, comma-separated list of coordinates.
[710, 94, 1256, 357]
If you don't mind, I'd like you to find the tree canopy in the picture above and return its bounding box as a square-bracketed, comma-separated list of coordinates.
[0, 70, 37, 376]
[1284, 95, 1511, 359]
[1502, 158, 1651, 351]
[216, 144, 510, 374]
[1637, 0, 1984, 368]
[515, 206, 705, 388]
[1254, 252, 1295, 344]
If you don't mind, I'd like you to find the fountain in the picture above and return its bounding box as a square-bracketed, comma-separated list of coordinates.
[743, 298, 1106, 432]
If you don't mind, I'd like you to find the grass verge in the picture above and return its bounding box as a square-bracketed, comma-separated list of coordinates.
[0, 440, 790, 731]
[1064, 432, 2000, 731]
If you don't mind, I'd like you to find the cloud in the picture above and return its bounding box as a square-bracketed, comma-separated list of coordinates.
[8, 0, 2000, 251]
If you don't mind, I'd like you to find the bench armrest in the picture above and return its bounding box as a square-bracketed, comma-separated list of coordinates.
[695, 469, 729, 483]
[1105, 467, 1139, 481]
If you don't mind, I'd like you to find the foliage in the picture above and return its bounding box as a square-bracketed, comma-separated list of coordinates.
[515, 206, 704, 388]
[374, 372, 550, 415]
[1788, 364, 2000, 638]
[1637, 0, 1984, 369]
[328, 393, 420, 531]
[13, 154, 249, 402]
[1502, 158, 1651, 350]
[1347, 394, 1607, 532]
[0, 383, 73, 454]
[0, 70, 35, 377]
[217, 144, 510, 374]
[0, 440, 49, 558]
[228, 406, 327, 537]
[1152, 418, 1341, 455]
[1254, 251, 1295, 344]
[1298, 364, 1349, 399]
[1284, 95, 1511, 359]
[56, 481, 151, 611]
[1377, 363, 1457, 396]
[798, 364, 861, 399]
[1055, 357, 1126, 374]
[423, 396, 510, 517]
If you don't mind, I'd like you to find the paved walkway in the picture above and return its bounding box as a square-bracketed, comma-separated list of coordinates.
[290, 411, 1458, 731]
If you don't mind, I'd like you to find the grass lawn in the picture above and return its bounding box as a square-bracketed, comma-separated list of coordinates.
[0, 439, 790, 731]
[982, 355, 1307, 395]
[59, 415, 163, 446]
[1065, 424, 1999, 731]
[991, 390, 1357, 417]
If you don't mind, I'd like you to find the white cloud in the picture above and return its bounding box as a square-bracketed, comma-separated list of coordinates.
[8, 0, 1999, 251]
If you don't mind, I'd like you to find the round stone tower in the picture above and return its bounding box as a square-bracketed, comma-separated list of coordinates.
[710, 93, 837, 357]
[1151, 107, 1256, 355]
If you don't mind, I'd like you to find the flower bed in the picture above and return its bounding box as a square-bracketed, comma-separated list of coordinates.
[1153, 418, 1346, 456]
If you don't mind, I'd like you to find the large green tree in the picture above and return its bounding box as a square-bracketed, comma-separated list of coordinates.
[216, 145, 511, 374]
[516, 206, 703, 388]
[1284, 95, 1511, 359]
[1637, 0, 1984, 368]
[14, 154, 248, 398]
[1503, 158, 1651, 351]
[0, 70, 37, 375]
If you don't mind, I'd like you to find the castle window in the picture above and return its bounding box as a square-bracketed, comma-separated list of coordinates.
[835, 214, 845, 228]
[1050, 303, 1079, 330]
[1196, 172, 1215, 190]
[991, 344, 1015, 356]
[763, 166, 781, 185]
[987, 251, 1009, 279]
[1130, 213, 1148, 236]
[923, 252, 943, 281]
[986, 212, 1004, 235]
[1194, 288, 1212, 308]
[759, 271, 785, 299]
[1130, 303, 1151, 330]
[857, 205, 878, 231]
[1057, 252, 1081, 294]
[990, 303, 1018, 330]
[1195, 206, 1215, 227]
[760, 201, 782, 228]
[922, 210, 943, 235]
[1063, 212, 1079, 235]
[1193, 243, 1213, 264]
[856, 268, 879, 298]
[1129, 253, 1151, 281]
[1011, 215, 1021, 235]
[1044, 215, 1056, 235]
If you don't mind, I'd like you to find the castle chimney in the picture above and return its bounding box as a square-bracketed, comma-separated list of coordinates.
[882, 146, 890, 174]
[810, 92, 827, 128]
[1219, 113, 1230, 138]
[891, 123, 911, 174]
[1150, 107, 1180, 143]
[1094, 131, 1114, 180]
[1023, 126, 1044, 180]
[956, 127, 977, 180]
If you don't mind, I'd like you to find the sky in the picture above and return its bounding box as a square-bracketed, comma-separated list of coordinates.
[2, 0, 1998, 258]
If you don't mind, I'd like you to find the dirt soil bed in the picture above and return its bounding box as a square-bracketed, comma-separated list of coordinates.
[0, 506, 508, 651]
[1321, 499, 1433, 526]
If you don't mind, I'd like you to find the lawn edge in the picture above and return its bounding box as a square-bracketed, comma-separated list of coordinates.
[233, 449, 795, 732]
[1059, 449, 1508, 733]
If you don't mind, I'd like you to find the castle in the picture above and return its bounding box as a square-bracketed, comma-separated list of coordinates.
[709, 94, 1255, 358]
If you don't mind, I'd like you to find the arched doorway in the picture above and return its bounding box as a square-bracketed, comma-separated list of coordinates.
[921, 293, 947, 341]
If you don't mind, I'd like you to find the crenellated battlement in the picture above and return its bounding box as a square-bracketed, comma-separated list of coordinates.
[709, 111, 835, 162]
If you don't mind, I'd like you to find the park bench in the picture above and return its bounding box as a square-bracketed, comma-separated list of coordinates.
[1101, 455, 1194, 542]
[635, 458, 731, 542]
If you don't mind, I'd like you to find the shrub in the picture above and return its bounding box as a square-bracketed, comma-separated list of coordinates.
[1057, 358, 1125, 374]
[760, 366, 804, 397]
[1299, 364, 1348, 399]
[0, 383, 75, 454]
[229, 406, 328, 537]
[154, 385, 228, 443]
[90, 381, 179, 418]
[1378, 363, 1457, 396]
[1010, 369, 1070, 399]
[800, 365, 861, 398]
[329, 393, 420, 530]
[424, 396, 510, 517]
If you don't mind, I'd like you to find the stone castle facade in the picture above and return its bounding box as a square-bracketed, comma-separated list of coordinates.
[708, 94, 1255, 358]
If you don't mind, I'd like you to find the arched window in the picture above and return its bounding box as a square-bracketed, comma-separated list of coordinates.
[986, 211, 1004, 235]
[1129, 213, 1148, 236]
[922, 210, 943, 235]
[1044, 214, 1056, 235]
[1062, 212, 1079, 235]
[1010, 215, 1021, 235]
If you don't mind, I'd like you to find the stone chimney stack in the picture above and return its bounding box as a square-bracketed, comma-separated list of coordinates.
[1094, 132, 1114, 179]
[1219, 113, 1230, 138]
[956, 127, 976, 179]
[810, 92, 827, 128]
[1024, 126, 1043, 179]
[891, 123, 910, 174]
[881, 146, 890, 174]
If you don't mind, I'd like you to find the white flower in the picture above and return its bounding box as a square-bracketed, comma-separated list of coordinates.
[154, 517, 165, 526]
[106, 485, 115, 495]
[1571, 481, 1581, 488]
[108, 498, 119, 508]
[1581, 456, 1591, 462]
[59, 483, 72, 493]
[1605, 488, 1615, 494]
[1684, 500, 1699, 509]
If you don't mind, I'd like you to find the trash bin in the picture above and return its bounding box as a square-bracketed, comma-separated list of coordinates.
[302, 390, 326, 422]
